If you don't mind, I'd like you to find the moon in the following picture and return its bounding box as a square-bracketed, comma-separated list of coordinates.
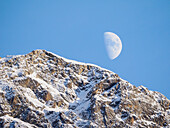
[104, 32, 122, 60]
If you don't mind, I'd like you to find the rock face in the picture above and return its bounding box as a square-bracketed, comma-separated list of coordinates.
[0, 49, 169, 128]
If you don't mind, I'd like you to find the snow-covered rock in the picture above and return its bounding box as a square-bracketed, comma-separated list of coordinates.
[0, 49, 169, 128]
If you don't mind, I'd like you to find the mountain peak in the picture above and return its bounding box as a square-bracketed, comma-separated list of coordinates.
[0, 50, 169, 128]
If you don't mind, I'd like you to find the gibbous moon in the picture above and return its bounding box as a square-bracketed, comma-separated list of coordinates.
[104, 32, 122, 60]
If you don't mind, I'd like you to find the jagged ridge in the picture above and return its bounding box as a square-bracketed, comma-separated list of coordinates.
[0, 49, 169, 128]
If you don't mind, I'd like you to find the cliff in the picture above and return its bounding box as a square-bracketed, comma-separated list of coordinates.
[0, 49, 169, 128]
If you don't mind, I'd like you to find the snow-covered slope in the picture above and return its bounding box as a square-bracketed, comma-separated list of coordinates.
[0, 49, 169, 128]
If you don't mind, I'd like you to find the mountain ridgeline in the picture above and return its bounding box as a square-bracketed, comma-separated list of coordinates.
[0, 49, 169, 128]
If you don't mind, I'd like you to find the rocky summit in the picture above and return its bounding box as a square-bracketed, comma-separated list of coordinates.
[0, 49, 169, 128]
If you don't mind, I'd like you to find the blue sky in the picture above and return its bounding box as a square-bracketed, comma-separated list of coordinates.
[0, 0, 170, 98]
